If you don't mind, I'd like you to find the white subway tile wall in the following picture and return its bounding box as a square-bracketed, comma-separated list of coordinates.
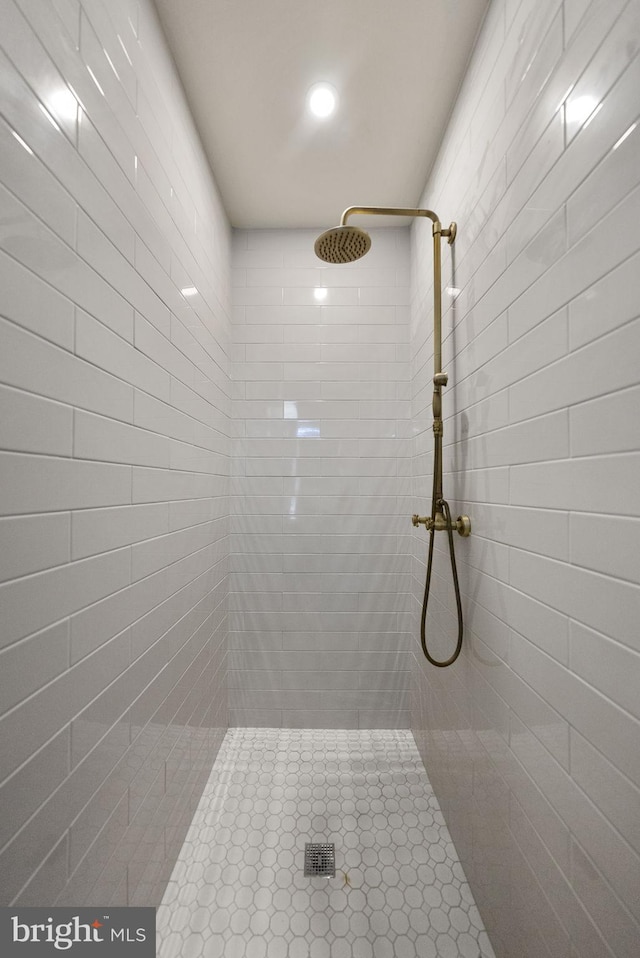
[0, 0, 230, 906]
[231, 228, 413, 729]
[410, 1, 640, 957]
[2, 0, 640, 951]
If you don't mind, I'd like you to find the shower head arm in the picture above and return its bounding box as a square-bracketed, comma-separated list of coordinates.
[340, 205, 441, 230]
[340, 207, 456, 244]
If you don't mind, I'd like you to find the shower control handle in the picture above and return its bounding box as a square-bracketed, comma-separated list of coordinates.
[412, 513, 471, 537]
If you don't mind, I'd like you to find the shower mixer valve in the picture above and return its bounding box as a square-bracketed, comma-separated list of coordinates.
[412, 513, 471, 537]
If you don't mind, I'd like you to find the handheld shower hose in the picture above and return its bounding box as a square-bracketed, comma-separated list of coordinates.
[417, 396, 464, 668]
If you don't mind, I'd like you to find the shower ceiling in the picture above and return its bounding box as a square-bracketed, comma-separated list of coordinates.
[152, 0, 490, 228]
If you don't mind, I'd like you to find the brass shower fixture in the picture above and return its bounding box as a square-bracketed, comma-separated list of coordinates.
[412, 513, 471, 536]
[316, 206, 470, 668]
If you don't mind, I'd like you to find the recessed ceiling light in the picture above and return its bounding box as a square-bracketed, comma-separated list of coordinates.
[307, 83, 337, 119]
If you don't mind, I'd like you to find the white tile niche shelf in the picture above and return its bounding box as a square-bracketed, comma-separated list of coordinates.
[157, 728, 495, 958]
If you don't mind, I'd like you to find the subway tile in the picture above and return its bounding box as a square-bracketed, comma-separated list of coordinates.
[0, 547, 130, 650]
[79, 0, 136, 104]
[229, 689, 322, 711]
[502, 666, 570, 769]
[358, 710, 410, 728]
[75, 310, 171, 403]
[0, 317, 134, 424]
[68, 788, 129, 880]
[0, 452, 132, 516]
[570, 620, 640, 723]
[510, 317, 640, 423]
[131, 466, 221, 505]
[226, 669, 282, 690]
[570, 512, 640, 584]
[0, 627, 130, 780]
[71, 503, 169, 560]
[511, 452, 640, 517]
[71, 549, 212, 665]
[0, 112, 76, 246]
[505, 0, 562, 110]
[570, 384, 640, 457]
[0, 512, 70, 582]
[506, 792, 601, 958]
[70, 671, 134, 769]
[133, 390, 197, 444]
[1, 0, 78, 141]
[281, 710, 358, 729]
[504, 112, 564, 261]
[358, 286, 410, 307]
[228, 632, 283, 651]
[169, 497, 228, 532]
[234, 286, 283, 306]
[77, 212, 161, 327]
[0, 0, 231, 908]
[508, 184, 640, 341]
[509, 709, 640, 924]
[131, 522, 224, 582]
[16, 836, 69, 907]
[563, 0, 587, 42]
[466, 409, 569, 469]
[564, 0, 640, 147]
[472, 503, 569, 561]
[135, 313, 196, 384]
[74, 409, 170, 467]
[511, 546, 640, 652]
[506, 587, 569, 664]
[0, 184, 134, 341]
[0, 729, 70, 850]
[0, 619, 70, 717]
[567, 119, 640, 247]
[281, 632, 358, 652]
[228, 709, 282, 727]
[509, 50, 640, 292]
[245, 342, 320, 364]
[569, 249, 640, 350]
[570, 729, 640, 856]
[78, 7, 135, 120]
[570, 839, 640, 958]
[358, 670, 411, 690]
[0, 250, 74, 349]
[510, 628, 640, 791]
[0, 385, 73, 457]
[77, 113, 159, 264]
[407, 0, 640, 952]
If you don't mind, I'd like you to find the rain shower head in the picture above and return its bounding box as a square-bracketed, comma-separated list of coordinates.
[314, 206, 456, 265]
[314, 224, 371, 263]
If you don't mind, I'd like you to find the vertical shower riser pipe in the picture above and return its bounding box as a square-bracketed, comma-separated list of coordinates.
[432, 222, 442, 379]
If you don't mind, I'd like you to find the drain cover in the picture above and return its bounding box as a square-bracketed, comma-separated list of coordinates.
[304, 843, 336, 877]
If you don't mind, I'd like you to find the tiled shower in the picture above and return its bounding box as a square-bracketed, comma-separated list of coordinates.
[0, 0, 639, 957]
[231, 227, 413, 730]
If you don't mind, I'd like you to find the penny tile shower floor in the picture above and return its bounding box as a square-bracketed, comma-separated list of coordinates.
[157, 728, 495, 958]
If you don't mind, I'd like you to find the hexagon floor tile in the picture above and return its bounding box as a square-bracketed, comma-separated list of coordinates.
[157, 728, 496, 958]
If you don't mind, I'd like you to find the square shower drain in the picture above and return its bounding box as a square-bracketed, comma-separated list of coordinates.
[304, 843, 335, 877]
